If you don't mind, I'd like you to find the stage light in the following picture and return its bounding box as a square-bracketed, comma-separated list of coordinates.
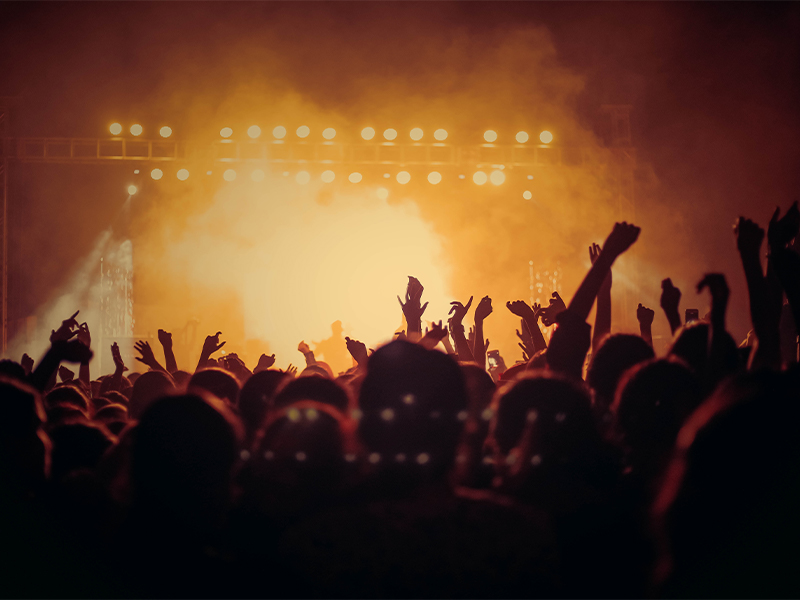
[251, 169, 265, 182]
[397, 171, 411, 184]
[321, 170, 335, 183]
[150, 168, 163, 180]
[490, 170, 505, 185]
[296, 126, 310, 138]
[349, 172, 363, 183]
[273, 126, 287, 139]
[247, 125, 261, 139]
[516, 131, 529, 143]
[127, 185, 137, 195]
[134, 169, 139, 174]
[376, 187, 389, 200]
[109, 123, 122, 135]
[427, 171, 442, 184]
[434, 129, 448, 141]
[322, 128, 336, 140]
[410, 128, 423, 141]
[383, 173, 391, 178]
[458, 174, 466, 180]
[223, 169, 237, 181]
[220, 127, 233, 138]
[296, 171, 311, 185]
[361, 127, 376, 140]
[523, 190, 532, 200]
[207, 171, 213, 175]
[473, 171, 488, 185]
[130, 124, 143, 136]
[160, 126, 172, 138]
[383, 128, 397, 141]
[483, 130, 497, 143]
[527, 175, 534, 180]
[539, 130, 553, 144]
[177, 169, 189, 180]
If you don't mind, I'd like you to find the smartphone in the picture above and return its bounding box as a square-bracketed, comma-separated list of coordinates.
[685, 308, 699, 323]
[487, 349, 499, 368]
[488, 356, 498, 368]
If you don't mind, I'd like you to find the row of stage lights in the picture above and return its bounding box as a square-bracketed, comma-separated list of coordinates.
[138, 167, 531, 186]
[109, 123, 554, 144]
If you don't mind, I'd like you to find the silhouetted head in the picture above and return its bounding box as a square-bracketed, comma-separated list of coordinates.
[300, 363, 334, 379]
[131, 394, 241, 529]
[654, 370, 800, 597]
[587, 333, 655, 410]
[49, 421, 116, 483]
[358, 340, 467, 479]
[669, 322, 739, 385]
[613, 358, 702, 479]
[189, 367, 240, 407]
[170, 370, 192, 391]
[94, 403, 128, 428]
[129, 371, 176, 419]
[0, 359, 26, 383]
[45, 384, 90, 416]
[101, 390, 128, 406]
[274, 375, 350, 414]
[238, 370, 289, 440]
[0, 377, 50, 494]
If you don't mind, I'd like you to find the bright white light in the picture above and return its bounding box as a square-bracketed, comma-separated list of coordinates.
[410, 128, 424, 141]
[321, 170, 335, 183]
[397, 171, 411, 184]
[133, 169, 139, 174]
[540, 130, 554, 144]
[130, 124, 143, 136]
[273, 126, 287, 139]
[523, 190, 533, 200]
[483, 130, 497, 143]
[160, 126, 172, 138]
[349, 172, 363, 183]
[473, 171, 488, 185]
[247, 125, 261, 139]
[490, 170, 505, 185]
[322, 127, 336, 140]
[427, 171, 442, 185]
[127, 185, 137, 195]
[383, 128, 397, 141]
[361, 127, 376, 140]
[516, 131, 529, 143]
[296, 171, 311, 185]
[220, 127, 233, 138]
[376, 187, 389, 200]
[223, 169, 237, 182]
[150, 168, 163, 180]
[296, 126, 310, 138]
[251, 169, 265, 182]
[177, 169, 189, 181]
[434, 129, 448, 141]
[109, 123, 122, 135]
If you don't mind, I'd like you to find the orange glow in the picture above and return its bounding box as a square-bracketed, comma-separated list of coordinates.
[220, 127, 233, 138]
[296, 171, 311, 184]
[483, 130, 497, 143]
[361, 127, 376, 140]
[523, 190, 532, 200]
[296, 125, 310, 138]
[427, 171, 442, 184]
[539, 130, 553, 144]
[349, 172, 363, 183]
[410, 128, 424, 141]
[251, 169, 265, 182]
[160, 126, 172, 138]
[127, 184, 137, 195]
[273, 126, 287, 139]
[490, 170, 505, 185]
[434, 129, 448, 141]
[473, 171, 488, 185]
[150, 168, 163, 180]
[247, 125, 261, 139]
[321, 170, 335, 183]
[322, 127, 336, 140]
[383, 128, 397, 141]
[396, 171, 411, 184]
[376, 187, 389, 200]
[130, 124, 143, 136]
[515, 131, 529, 143]
[109, 123, 122, 135]
[176, 169, 189, 180]
[223, 169, 237, 181]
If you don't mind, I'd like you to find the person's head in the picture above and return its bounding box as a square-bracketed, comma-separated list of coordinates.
[274, 376, 349, 414]
[654, 370, 800, 597]
[189, 368, 240, 407]
[613, 358, 702, 479]
[358, 340, 467, 481]
[45, 385, 90, 416]
[0, 359, 26, 383]
[49, 421, 116, 483]
[669, 322, 739, 385]
[101, 390, 128, 406]
[94, 403, 129, 430]
[170, 370, 192, 391]
[299, 364, 333, 379]
[131, 394, 241, 529]
[587, 333, 655, 411]
[238, 370, 289, 440]
[0, 377, 50, 493]
[129, 371, 176, 419]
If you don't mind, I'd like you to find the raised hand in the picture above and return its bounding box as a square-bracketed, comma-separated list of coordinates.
[345, 336, 369, 365]
[202, 332, 226, 357]
[734, 217, 765, 256]
[506, 300, 535, 319]
[398, 276, 428, 337]
[298, 341, 311, 354]
[135, 340, 163, 370]
[636, 303, 655, 327]
[602, 221, 641, 259]
[111, 342, 128, 372]
[517, 320, 535, 361]
[420, 321, 448, 350]
[539, 292, 566, 327]
[158, 329, 173, 349]
[448, 296, 473, 326]
[58, 365, 75, 383]
[284, 363, 298, 377]
[76, 322, 91, 348]
[697, 273, 730, 320]
[50, 310, 80, 343]
[53, 338, 93, 364]
[254, 353, 276, 373]
[20, 353, 34, 376]
[590, 242, 612, 291]
[768, 202, 800, 252]
[475, 296, 493, 321]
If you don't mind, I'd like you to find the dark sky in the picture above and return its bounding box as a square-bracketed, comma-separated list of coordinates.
[2, 2, 799, 343]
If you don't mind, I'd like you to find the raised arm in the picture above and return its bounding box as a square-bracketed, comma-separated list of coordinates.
[506, 300, 547, 353]
[158, 329, 179, 373]
[76, 322, 92, 387]
[590, 243, 612, 352]
[660, 278, 682, 335]
[473, 296, 493, 370]
[767, 203, 800, 361]
[196, 332, 226, 372]
[637, 303, 655, 349]
[135, 340, 168, 373]
[397, 276, 428, 342]
[298, 341, 317, 367]
[448, 296, 474, 363]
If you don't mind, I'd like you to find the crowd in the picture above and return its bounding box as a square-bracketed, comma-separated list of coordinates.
[1, 206, 799, 598]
